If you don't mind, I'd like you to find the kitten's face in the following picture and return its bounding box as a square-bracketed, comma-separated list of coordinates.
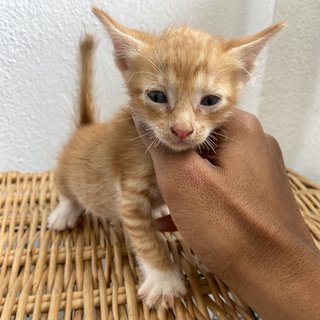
[93, 7, 283, 151]
[126, 27, 238, 151]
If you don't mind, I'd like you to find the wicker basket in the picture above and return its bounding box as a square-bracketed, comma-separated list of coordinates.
[0, 170, 319, 319]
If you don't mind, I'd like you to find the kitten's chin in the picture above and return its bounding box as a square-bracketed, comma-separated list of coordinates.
[164, 140, 196, 152]
[159, 135, 205, 152]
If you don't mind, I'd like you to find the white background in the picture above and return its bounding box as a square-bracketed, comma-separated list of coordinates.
[0, 0, 319, 182]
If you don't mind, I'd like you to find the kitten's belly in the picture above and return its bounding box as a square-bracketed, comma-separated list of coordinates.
[75, 178, 121, 222]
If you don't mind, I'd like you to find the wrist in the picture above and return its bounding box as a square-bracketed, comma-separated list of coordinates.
[227, 234, 320, 319]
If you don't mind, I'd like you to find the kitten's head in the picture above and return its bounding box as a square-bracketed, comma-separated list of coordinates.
[93, 7, 284, 151]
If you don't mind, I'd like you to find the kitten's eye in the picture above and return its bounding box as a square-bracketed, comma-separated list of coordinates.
[147, 91, 168, 104]
[201, 95, 221, 106]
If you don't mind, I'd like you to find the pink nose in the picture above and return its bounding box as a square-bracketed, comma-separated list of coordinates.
[171, 126, 194, 139]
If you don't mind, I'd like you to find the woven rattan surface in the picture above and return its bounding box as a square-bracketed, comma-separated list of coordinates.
[0, 170, 319, 320]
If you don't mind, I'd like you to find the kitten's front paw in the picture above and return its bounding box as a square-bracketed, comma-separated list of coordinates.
[48, 210, 78, 231]
[138, 267, 186, 308]
[48, 199, 81, 231]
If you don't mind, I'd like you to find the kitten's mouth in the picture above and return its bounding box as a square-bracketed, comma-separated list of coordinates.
[167, 133, 217, 153]
[162, 132, 211, 151]
[166, 139, 198, 151]
[168, 133, 217, 152]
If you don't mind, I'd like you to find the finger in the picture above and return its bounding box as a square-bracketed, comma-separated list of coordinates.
[209, 109, 266, 166]
[155, 215, 177, 232]
[265, 133, 286, 170]
[217, 109, 264, 143]
[265, 134, 283, 158]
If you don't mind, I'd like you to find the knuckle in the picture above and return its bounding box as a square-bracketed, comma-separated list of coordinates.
[266, 134, 283, 157]
[266, 134, 279, 147]
[240, 113, 261, 132]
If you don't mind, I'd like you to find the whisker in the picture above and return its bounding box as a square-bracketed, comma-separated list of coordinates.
[130, 132, 152, 141]
[208, 136, 217, 147]
[209, 133, 218, 141]
[203, 140, 209, 151]
[206, 140, 214, 153]
[137, 122, 162, 150]
[213, 129, 241, 144]
[145, 138, 156, 154]
[197, 143, 203, 153]
[206, 137, 217, 153]
[154, 138, 162, 148]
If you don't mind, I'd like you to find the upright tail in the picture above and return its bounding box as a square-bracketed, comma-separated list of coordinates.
[77, 34, 96, 127]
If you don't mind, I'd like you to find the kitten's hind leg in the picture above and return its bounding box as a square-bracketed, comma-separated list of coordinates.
[48, 197, 82, 231]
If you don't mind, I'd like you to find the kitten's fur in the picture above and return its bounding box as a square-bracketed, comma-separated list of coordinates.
[48, 7, 284, 307]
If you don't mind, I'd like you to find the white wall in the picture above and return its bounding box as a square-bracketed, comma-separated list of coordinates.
[0, 0, 319, 182]
[258, 0, 320, 182]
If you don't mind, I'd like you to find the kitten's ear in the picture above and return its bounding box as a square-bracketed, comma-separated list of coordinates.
[226, 22, 285, 81]
[92, 7, 143, 72]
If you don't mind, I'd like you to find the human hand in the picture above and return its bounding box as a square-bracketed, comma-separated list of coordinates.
[134, 109, 320, 319]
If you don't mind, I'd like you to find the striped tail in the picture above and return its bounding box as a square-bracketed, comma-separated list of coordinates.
[77, 34, 96, 127]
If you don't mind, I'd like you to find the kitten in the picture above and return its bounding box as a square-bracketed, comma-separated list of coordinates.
[48, 6, 284, 308]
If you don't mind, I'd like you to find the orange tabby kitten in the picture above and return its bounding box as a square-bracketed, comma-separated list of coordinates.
[48, 6, 284, 307]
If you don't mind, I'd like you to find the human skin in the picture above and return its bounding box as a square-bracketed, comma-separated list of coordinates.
[134, 109, 320, 320]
